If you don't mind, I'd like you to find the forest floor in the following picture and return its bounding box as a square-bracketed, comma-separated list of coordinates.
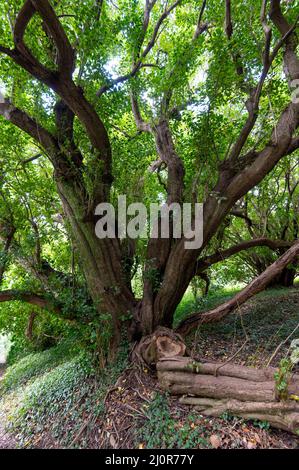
[1, 286, 299, 449]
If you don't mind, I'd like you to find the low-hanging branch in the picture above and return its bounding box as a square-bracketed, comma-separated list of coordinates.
[0, 289, 61, 313]
[177, 240, 299, 335]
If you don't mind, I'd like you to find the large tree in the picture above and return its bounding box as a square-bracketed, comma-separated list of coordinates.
[0, 0, 299, 358]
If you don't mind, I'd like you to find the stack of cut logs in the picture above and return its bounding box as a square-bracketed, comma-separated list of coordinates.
[157, 356, 299, 434]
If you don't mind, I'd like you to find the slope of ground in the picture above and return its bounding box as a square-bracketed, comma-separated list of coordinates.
[0, 365, 17, 449]
[0, 286, 299, 449]
[175, 286, 299, 368]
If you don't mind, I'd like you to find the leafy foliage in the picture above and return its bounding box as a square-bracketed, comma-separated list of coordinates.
[138, 392, 210, 449]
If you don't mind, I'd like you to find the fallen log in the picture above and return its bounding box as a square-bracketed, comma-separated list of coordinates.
[157, 357, 299, 434]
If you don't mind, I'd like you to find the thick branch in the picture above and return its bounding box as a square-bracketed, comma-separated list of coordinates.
[153, 119, 185, 204]
[0, 98, 58, 154]
[177, 240, 299, 335]
[0, 289, 61, 313]
[1, 1, 112, 195]
[0, 226, 15, 286]
[136, 0, 299, 333]
[31, 0, 75, 77]
[225, 0, 232, 39]
[130, 93, 151, 132]
[14, 0, 35, 46]
[0, 98, 81, 180]
[25, 311, 38, 340]
[196, 237, 294, 273]
[269, 0, 292, 36]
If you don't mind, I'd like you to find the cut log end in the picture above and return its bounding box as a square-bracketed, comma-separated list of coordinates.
[156, 335, 186, 359]
[131, 327, 186, 366]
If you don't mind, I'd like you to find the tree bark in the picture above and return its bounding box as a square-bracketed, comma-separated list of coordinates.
[25, 311, 38, 340]
[267, 265, 297, 288]
[0, 289, 62, 313]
